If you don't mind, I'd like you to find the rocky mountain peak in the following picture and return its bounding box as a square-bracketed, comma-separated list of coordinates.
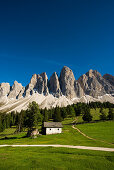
[40, 72, 48, 80]
[30, 74, 38, 88]
[39, 72, 49, 95]
[0, 83, 10, 97]
[61, 66, 73, 74]
[8, 81, 23, 99]
[78, 69, 114, 98]
[49, 72, 61, 97]
[86, 69, 93, 77]
[0, 66, 114, 112]
[86, 69, 101, 78]
[60, 66, 76, 98]
[25, 72, 49, 96]
[0, 66, 114, 108]
[103, 74, 114, 86]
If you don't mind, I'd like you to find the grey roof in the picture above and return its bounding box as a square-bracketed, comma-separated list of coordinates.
[44, 122, 63, 128]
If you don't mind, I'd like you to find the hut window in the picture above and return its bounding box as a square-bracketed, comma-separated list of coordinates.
[50, 129, 51, 130]
[58, 128, 59, 130]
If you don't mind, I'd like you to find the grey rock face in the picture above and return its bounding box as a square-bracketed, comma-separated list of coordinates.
[78, 69, 114, 98]
[30, 74, 38, 88]
[8, 81, 23, 99]
[17, 87, 25, 99]
[25, 72, 49, 96]
[0, 83, 10, 97]
[0, 67, 113, 102]
[40, 72, 49, 95]
[74, 80, 84, 98]
[60, 66, 76, 98]
[103, 74, 114, 86]
[49, 72, 62, 97]
[92, 71, 114, 95]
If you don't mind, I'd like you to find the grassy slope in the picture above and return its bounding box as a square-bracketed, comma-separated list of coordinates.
[0, 118, 114, 148]
[0, 147, 114, 170]
[76, 121, 114, 144]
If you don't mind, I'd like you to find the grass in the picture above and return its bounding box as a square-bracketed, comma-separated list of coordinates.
[0, 147, 114, 170]
[0, 109, 114, 170]
[76, 121, 114, 144]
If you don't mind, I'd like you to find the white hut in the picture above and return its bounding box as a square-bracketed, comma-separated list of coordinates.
[43, 122, 63, 135]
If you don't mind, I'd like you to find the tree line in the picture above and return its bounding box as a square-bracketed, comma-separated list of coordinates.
[0, 101, 114, 134]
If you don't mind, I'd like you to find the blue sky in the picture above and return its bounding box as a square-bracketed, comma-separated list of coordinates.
[0, 0, 114, 86]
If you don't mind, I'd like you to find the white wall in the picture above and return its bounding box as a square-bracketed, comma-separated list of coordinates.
[46, 128, 62, 135]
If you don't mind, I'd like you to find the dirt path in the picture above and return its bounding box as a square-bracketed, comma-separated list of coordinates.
[0, 144, 114, 152]
[72, 125, 95, 140]
[72, 119, 114, 146]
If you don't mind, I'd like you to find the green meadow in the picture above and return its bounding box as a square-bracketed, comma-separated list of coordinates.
[0, 118, 114, 148]
[0, 147, 114, 170]
[0, 108, 114, 169]
[76, 121, 114, 144]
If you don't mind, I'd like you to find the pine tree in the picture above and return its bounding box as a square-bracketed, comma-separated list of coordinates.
[108, 108, 114, 120]
[25, 101, 41, 136]
[0, 114, 3, 132]
[61, 107, 67, 119]
[16, 110, 25, 132]
[43, 108, 48, 122]
[53, 106, 62, 122]
[69, 106, 75, 118]
[82, 108, 92, 122]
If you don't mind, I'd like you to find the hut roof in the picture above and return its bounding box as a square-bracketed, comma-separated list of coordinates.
[44, 122, 63, 128]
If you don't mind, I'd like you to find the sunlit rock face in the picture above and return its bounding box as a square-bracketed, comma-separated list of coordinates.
[0, 66, 114, 112]
[74, 80, 84, 98]
[49, 72, 62, 97]
[0, 83, 10, 97]
[25, 72, 49, 96]
[78, 70, 114, 98]
[8, 81, 23, 99]
[59, 66, 77, 99]
[103, 74, 114, 86]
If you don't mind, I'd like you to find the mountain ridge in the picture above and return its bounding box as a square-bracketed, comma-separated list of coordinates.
[0, 66, 114, 112]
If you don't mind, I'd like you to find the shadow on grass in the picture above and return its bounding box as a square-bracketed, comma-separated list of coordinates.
[0, 133, 15, 137]
[63, 123, 73, 125]
[0, 136, 17, 140]
[0, 134, 28, 140]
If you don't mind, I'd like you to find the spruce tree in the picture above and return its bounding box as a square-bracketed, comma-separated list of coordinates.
[43, 108, 48, 122]
[25, 101, 41, 136]
[108, 108, 114, 120]
[82, 108, 92, 122]
[53, 106, 62, 122]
